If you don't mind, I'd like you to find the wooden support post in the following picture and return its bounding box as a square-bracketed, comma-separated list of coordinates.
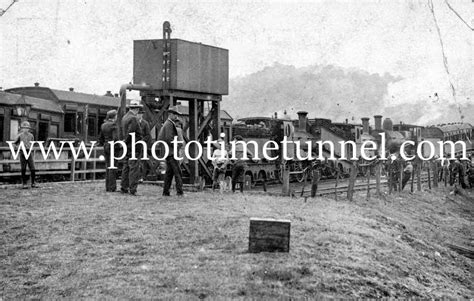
[347, 161, 357, 201]
[211, 100, 221, 139]
[334, 169, 339, 201]
[417, 163, 421, 191]
[366, 167, 371, 201]
[311, 168, 319, 198]
[433, 160, 438, 188]
[92, 147, 97, 181]
[82, 156, 86, 181]
[427, 161, 432, 189]
[399, 161, 403, 193]
[388, 165, 392, 195]
[249, 218, 290, 253]
[410, 163, 415, 193]
[444, 163, 448, 187]
[375, 161, 381, 196]
[282, 165, 290, 197]
[300, 172, 307, 197]
[188, 99, 199, 184]
[70, 152, 76, 182]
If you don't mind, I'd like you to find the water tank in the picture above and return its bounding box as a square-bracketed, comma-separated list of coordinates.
[383, 118, 393, 131]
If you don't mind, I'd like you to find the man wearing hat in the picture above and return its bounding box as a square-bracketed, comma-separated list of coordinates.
[158, 105, 184, 196]
[99, 109, 118, 192]
[120, 100, 143, 196]
[137, 108, 153, 182]
[230, 135, 254, 193]
[13, 121, 38, 189]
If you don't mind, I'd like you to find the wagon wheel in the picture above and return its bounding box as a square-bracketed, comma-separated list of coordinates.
[293, 161, 306, 183]
[250, 172, 258, 188]
[278, 161, 287, 183]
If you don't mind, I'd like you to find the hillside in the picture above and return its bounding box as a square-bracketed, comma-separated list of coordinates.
[1, 183, 472, 298]
[223, 63, 473, 125]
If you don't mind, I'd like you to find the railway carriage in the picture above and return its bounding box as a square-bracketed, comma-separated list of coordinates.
[0, 84, 121, 181]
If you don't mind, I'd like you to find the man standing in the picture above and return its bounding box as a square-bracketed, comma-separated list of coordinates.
[211, 138, 229, 191]
[14, 121, 38, 189]
[401, 161, 413, 190]
[99, 110, 118, 192]
[120, 100, 143, 196]
[158, 106, 184, 197]
[230, 135, 254, 193]
[137, 109, 152, 182]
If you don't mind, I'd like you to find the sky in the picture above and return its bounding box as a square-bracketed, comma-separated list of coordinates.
[0, 0, 472, 109]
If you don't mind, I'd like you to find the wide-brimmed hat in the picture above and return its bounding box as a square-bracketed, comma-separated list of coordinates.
[20, 121, 31, 129]
[106, 109, 117, 119]
[168, 106, 183, 115]
[128, 100, 143, 108]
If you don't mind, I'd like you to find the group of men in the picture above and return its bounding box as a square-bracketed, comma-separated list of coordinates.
[98, 100, 254, 195]
[444, 157, 474, 189]
[99, 100, 185, 197]
[387, 153, 474, 191]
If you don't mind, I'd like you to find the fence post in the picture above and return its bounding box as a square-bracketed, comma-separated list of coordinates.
[70, 151, 76, 182]
[375, 160, 381, 196]
[92, 147, 97, 181]
[388, 161, 393, 195]
[366, 165, 371, 201]
[347, 160, 357, 201]
[311, 168, 319, 198]
[444, 162, 448, 187]
[417, 162, 422, 191]
[399, 160, 403, 193]
[427, 161, 432, 189]
[282, 164, 290, 197]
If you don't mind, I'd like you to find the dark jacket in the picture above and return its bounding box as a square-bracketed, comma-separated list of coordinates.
[158, 118, 179, 157]
[121, 111, 143, 146]
[99, 120, 118, 146]
[139, 118, 152, 146]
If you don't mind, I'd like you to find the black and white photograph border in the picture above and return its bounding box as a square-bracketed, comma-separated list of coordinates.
[1, 0, 473, 299]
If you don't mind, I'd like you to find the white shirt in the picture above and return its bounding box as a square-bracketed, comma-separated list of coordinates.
[212, 149, 228, 163]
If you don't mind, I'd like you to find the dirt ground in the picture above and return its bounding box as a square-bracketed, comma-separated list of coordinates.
[1, 182, 473, 299]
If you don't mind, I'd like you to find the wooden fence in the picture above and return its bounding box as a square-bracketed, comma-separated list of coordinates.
[0, 145, 106, 182]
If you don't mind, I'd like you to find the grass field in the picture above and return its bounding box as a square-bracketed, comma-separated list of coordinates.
[1, 182, 473, 298]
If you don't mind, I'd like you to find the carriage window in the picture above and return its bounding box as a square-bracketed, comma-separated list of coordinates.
[0, 115, 3, 142]
[38, 122, 49, 142]
[88, 115, 96, 137]
[28, 121, 36, 138]
[10, 119, 19, 140]
[77, 113, 83, 134]
[98, 114, 106, 128]
[49, 124, 58, 138]
[64, 112, 75, 132]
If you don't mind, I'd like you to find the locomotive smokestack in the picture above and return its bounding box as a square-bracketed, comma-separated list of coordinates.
[297, 111, 308, 133]
[383, 117, 393, 131]
[34, 82, 39, 87]
[69, 87, 74, 92]
[361, 117, 370, 134]
[374, 115, 382, 131]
